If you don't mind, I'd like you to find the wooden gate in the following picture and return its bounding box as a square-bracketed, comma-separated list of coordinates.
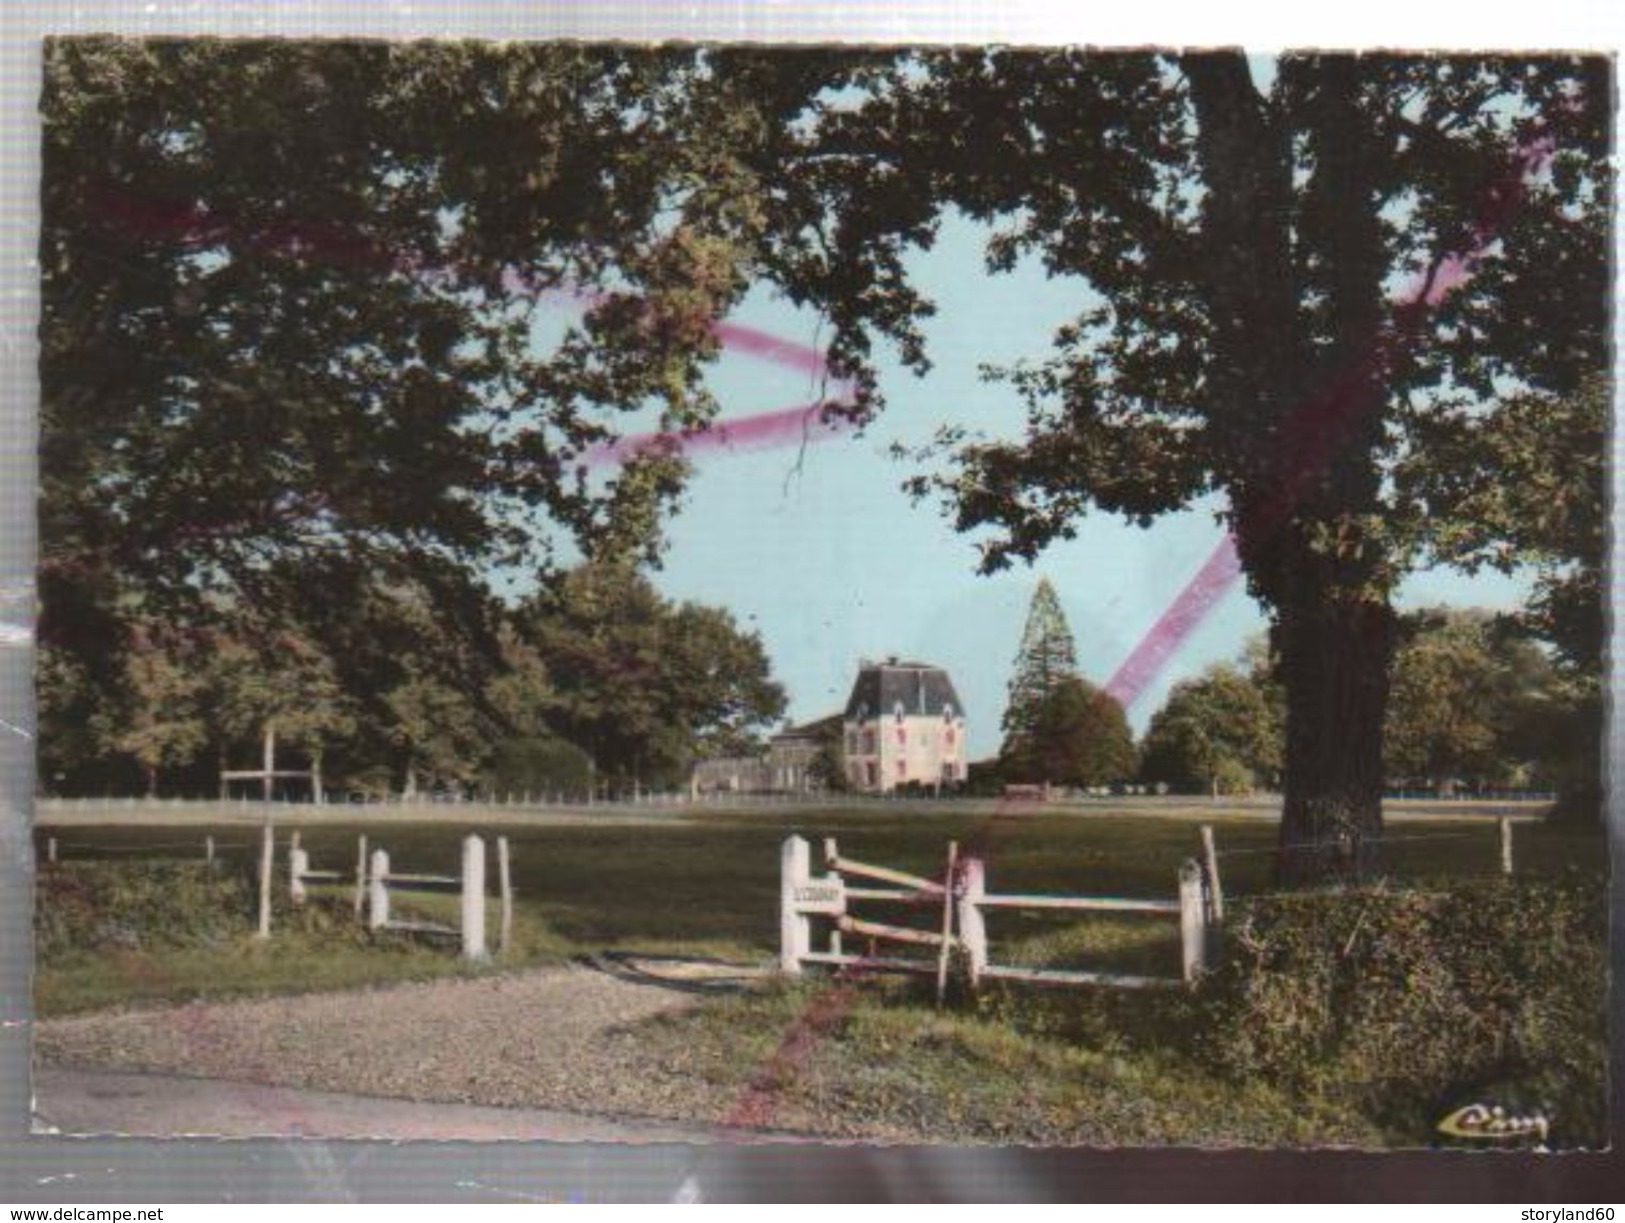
[780, 835, 1212, 990]
[780, 836, 956, 982]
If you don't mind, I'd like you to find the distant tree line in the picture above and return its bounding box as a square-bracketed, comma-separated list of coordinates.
[39, 562, 785, 799]
[989, 583, 1597, 813]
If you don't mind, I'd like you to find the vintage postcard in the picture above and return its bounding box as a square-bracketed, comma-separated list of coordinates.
[17, 30, 1614, 1188]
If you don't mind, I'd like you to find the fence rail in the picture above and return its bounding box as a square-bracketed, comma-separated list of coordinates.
[361, 836, 491, 961]
[782, 835, 1214, 996]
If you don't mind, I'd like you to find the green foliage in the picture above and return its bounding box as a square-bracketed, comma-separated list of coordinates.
[37, 41, 1611, 875]
[482, 735, 595, 797]
[206, 631, 358, 759]
[34, 854, 573, 1016]
[1002, 674, 1136, 787]
[1142, 613, 1595, 799]
[962, 757, 1006, 796]
[519, 562, 785, 787]
[1386, 610, 1510, 786]
[39, 38, 791, 796]
[763, 50, 1609, 878]
[1140, 663, 1282, 794]
[1192, 877, 1607, 1146]
[997, 579, 1134, 787]
[1385, 607, 1588, 794]
[1000, 578, 1081, 746]
[1403, 377, 1606, 678]
[35, 860, 256, 957]
[382, 657, 491, 795]
[98, 632, 211, 795]
[41, 39, 757, 637]
[633, 976, 1382, 1145]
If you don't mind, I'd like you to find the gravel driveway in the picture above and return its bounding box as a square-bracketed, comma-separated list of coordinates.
[35, 961, 779, 1137]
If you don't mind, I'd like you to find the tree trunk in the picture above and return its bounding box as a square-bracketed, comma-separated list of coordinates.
[1195, 56, 1395, 887]
[1275, 590, 1396, 885]
[144, 763, 158, 798]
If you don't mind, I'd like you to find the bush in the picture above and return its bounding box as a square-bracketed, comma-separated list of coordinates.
[482, 735, 594, 797]
[36, 859, 258, 957]
[1190, 875, 1607, 1146]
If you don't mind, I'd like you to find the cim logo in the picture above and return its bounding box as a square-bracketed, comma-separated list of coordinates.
[1437, 1102, 1550, 1145]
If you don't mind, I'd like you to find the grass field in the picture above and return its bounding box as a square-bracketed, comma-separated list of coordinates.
[32, 801, 1607, 1145]
[34, 799, 1596, 1014]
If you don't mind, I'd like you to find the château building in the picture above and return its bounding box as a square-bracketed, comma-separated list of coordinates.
[842, 657, 966, 793]
[690, 658, 968, 796]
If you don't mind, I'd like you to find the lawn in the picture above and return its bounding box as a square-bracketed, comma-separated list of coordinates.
[32, 802, 1607, 1146]
[33, 800, 1593, 1012]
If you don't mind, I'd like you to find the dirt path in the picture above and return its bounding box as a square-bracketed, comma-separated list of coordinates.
[35, 960, 785, 1140]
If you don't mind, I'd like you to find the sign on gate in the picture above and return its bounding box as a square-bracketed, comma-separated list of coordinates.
[792, 879, 846, 914]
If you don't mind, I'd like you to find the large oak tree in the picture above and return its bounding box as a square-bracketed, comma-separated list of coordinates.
[730, 50, 1610, 881]
[40, 39, 764, 742]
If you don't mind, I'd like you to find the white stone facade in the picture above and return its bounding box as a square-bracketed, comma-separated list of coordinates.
[842, 659, 967, 793]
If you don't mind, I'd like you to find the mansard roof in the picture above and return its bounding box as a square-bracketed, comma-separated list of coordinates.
[769, 713, 844, 746]
[844, 659, 963, 722]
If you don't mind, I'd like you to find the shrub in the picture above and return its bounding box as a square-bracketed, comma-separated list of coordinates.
[1190, 875, 1607, 1146]
[482, 735, 594, 797]
[36, 859, 258, 957]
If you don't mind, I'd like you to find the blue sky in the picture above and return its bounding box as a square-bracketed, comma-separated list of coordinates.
[552, 213, 1531, 759]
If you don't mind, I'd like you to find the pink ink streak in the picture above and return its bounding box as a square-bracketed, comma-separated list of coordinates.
[516, 279, 855, 466]
[1104, 534, 1243, 706]
[94, 195, 857, 470]
[583, 400, 848, 466]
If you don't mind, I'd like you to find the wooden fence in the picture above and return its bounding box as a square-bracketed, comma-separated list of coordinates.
[277, 828, 512, 961]
[957, 856, 1207, 989]
[780, 835, 1215, 994]
[781, 836, 957, 983]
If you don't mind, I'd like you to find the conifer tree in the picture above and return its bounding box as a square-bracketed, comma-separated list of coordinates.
[1000, 578, 1080, 753]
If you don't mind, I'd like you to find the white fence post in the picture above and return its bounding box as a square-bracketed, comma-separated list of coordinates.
[823, 837, 842, 957]
[498, 835, 513, 956]
[289, 845, 309, 906]
[956, 857, 988, 990]
[780, 836, 811, 974]
[205, 835, 214, 868]
[1500, 817, 1514, 876]
[1179, 859, 1208, 985]
[1200, 824, 1224, 922]
[256, 819, 274, 939]
[935, 841, 959, 1007]
[368, 848, 390, 931]
[354, 835, 368, 919]
[461, 834, 487, 961]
